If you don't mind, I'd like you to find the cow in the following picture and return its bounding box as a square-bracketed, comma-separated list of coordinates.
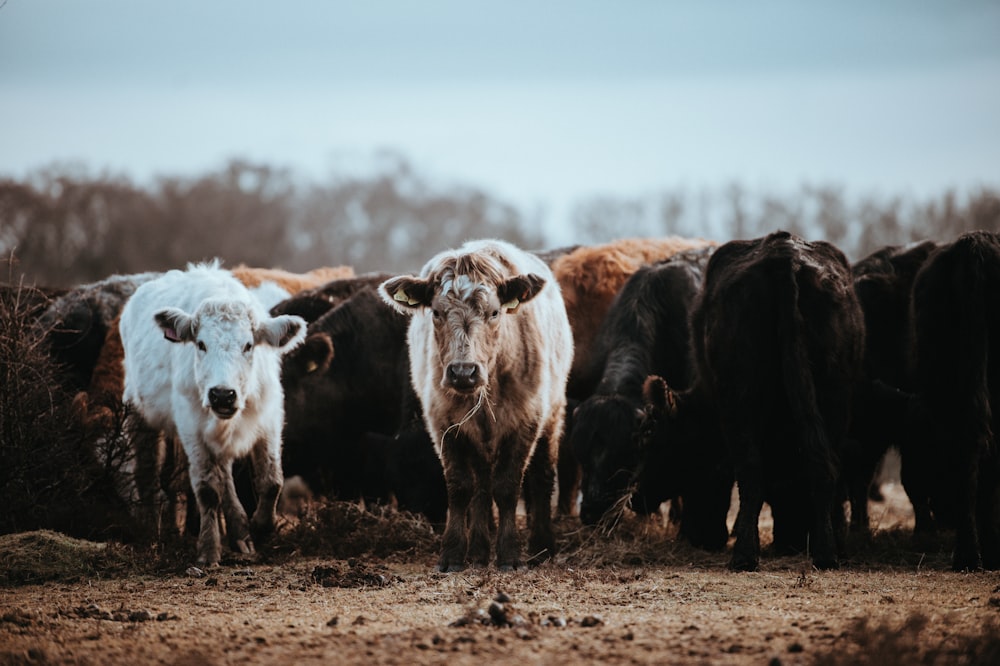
[279, 286, 414, 502]
[69, 265, 354, 522]
[119, 261, 306, 566]
[845, 241, 938, 534]
[550, 236, 718, 514]
[570, 247, 732, 553]
[641, 231, 864, 571]
[551, 236, 718, 400]
[270, 272, 394, 322]
[230, 264, 354, 295]
[35, 272, 162, 392]
[910, 231, 1000, 570]
[379, 239, 573, 571]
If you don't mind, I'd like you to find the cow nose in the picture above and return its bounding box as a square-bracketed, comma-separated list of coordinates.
[208, 387, 238, 416]
[446, 362, 480, 391]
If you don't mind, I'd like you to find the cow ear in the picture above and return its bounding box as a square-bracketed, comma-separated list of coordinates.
[256, 314, 307, 351]
[154, 307, 195, 343]
[285, 333, 333, 377]
[642, 375, 679, 419]
[378, 276, 434, 314]
[497, 274, 546, 313]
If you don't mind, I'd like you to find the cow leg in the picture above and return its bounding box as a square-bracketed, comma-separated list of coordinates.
[953, 451, 983, 571]
[466, 453, 494, 568]
[248, 436, 284, 545]
[807, 481, 840, 570]
[730, 439, 764, 572]
[438, 434, 474, 572]
[494, 434, 533, 571]
[556, 439, 581, 517]
[187, 447, 226, 567]
[221, 460, 253, 555]
[126, 408, 166, 541]
[978, 459, 1000, 570]
[524, 433, 557, 566]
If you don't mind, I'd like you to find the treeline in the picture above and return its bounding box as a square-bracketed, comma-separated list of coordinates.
[0, 156, 542, 287]
[2, 156, 999, 287]
[570, 183, 1000, 260]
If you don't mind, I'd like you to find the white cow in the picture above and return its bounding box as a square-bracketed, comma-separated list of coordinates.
[119, 261, 306, 565]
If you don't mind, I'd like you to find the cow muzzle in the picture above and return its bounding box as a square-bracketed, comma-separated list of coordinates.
[446, 362, 482, 393]
[208, 386, 238, 419]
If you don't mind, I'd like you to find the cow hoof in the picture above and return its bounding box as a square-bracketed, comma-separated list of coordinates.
[728, 557, 759, 572]
[437, 562, 467, 573]
[812, 558, 839, 571]
[234, 536, 256, 555]
[496, 560, 524, 572]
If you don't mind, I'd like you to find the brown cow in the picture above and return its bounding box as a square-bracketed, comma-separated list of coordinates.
[379, 239, 573, 571]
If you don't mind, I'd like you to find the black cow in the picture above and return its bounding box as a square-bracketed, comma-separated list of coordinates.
[270, 272, 394, 322]
[910, 231, 1000, 570]
[571, 248, 731, 551]
[845, 241, 938, 534]
[277, 284, 446, 520]
[34, 272, 160, 391]
[643, 231, 864, 571]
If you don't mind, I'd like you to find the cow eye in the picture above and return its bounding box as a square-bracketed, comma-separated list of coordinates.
[490, 309, 500, 319]
[432, 309, 441, 320]
[197, 341, 207, 352]
[243, 342, 252, 354]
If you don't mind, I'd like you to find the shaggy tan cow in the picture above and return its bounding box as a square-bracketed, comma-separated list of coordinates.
[380, 239, 573, 572]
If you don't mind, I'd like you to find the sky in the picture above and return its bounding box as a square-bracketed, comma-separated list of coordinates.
[2, 1, 999, 244]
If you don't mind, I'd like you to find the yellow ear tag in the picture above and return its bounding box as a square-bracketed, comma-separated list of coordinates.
[502, 298, 520, 313]
[393, 289, 421, 307]
[306, 360, 318, 373]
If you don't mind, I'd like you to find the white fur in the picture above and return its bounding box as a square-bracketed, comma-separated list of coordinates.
[119, 261, 305, 564]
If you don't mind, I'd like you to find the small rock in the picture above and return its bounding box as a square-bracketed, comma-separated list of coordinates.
[128, 610, 153, 623]
[326, 616, 339, 627]
[488, 601, 508, 626]
[156, 612, 172, 622]
[580, 615, 604, 628]
[494, 591, 512, 603]
[185, 566, 205, 578]
[788, 642, 804, 653]
[352, 615, 366, 626]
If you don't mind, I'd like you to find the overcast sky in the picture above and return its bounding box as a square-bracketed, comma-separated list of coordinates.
[2, 1, 999, 243]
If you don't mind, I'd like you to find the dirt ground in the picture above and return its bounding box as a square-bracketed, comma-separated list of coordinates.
[2, 483, 1000, 666]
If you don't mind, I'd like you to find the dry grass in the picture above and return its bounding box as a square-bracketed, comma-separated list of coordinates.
[0, 530, 135, 586]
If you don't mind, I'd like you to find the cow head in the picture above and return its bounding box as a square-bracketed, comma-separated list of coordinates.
[379, 263, 545, 395]
[155, 298, 305, 419]
[570, 395, 648, 525]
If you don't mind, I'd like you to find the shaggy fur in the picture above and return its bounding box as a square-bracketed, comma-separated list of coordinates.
[380, 239, 573, 571]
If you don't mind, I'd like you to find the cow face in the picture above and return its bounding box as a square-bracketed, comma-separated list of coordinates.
[380, 270, 545, 395]
[155, 298, 305, 419]
[571, 395, 647, 525]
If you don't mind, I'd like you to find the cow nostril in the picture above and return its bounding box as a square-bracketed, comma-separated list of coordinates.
[446, 363, 480, 389]
[208, 387, 237, 408]
[447, 363, 477, 380]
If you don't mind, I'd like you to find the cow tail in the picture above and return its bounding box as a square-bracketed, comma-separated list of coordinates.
[778, 262, 835, 483]
[956, 242, 992, 452]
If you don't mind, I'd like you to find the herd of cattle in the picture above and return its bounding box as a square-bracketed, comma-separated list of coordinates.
[6, 230, 1000, 573]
